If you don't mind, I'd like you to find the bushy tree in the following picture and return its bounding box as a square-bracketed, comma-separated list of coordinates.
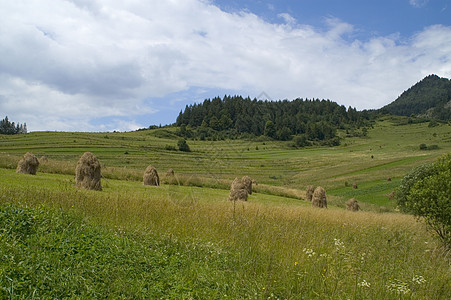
[397, 154, 451, 248]
[177, 139, 191, 152]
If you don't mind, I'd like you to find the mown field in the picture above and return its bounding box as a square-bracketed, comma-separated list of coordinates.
[1, 116, 450, 299]
[1, 115, 450, 210]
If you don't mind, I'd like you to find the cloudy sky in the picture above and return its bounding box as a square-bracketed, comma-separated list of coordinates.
[1, 0, 450, 132]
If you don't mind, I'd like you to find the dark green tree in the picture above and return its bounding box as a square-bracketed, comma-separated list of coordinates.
[177, 139, 191, 152]
[264, 120, 276, 138]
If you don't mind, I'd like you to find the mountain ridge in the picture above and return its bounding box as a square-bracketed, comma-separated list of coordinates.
[381, 74, 451, 120]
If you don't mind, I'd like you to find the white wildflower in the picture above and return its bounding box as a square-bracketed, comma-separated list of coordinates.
[386, 281, 411, 295]
[334, 238, 345, 249]
[302, 248, 316, 258]
[412, 275, 426, 285]
[357, 280, 371, 288]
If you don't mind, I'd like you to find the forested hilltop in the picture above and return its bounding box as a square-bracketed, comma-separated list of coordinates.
[176, 96, 372, 144]
[381, 74, 451, 120]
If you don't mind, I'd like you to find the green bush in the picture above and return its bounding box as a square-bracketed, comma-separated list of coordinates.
[177, 139, 191, 152]
[292, 135, 310, 147]
[396, 154, 451, 248]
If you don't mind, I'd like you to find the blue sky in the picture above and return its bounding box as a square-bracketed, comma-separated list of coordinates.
[216, 0, 451, 37]
[1, 0, 450, 132]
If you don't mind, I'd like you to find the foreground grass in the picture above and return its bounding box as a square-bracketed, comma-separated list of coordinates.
[1, 169, 450, 299]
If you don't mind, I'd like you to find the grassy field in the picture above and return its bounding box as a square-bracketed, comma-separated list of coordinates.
[1, 115, 450, 209]
[1, 116, 451, 298]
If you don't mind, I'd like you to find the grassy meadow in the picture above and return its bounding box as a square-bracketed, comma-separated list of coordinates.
[1, 116, 451, 298]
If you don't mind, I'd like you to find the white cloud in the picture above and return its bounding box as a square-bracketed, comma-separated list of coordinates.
[0, 0, 450, 131]
[409, 0, 430, 8]
[278, 13, 296, 26]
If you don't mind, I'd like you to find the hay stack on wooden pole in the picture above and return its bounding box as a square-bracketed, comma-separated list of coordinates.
[229, 178, 248, 201]
[16, 152, 39, 175]
[312, 186, 327, 208]
[166, 168, 175, 177]
[306, 185, 315, 201]
[143, 165, 159, 186]
[241, 176, 253, 195]
[346, 198, 360, 211]
[75, 152, 102, 191]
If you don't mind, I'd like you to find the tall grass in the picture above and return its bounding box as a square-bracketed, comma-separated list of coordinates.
[1, 170, 450, 299]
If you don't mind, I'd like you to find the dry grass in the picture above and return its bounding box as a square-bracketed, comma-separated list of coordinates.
[16, 152, 39, 175]
[143, 165, 159, 186]
[241, 175, 253, 195]
[75, 152, 102, 191]
[306, 185, 315, 201]
[229, 177, 248, 201]
[346, 198, 360, 211]
[312, 186, 327, 208]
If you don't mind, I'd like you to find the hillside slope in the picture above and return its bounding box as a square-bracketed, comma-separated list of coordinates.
[381, 74, 451, 120]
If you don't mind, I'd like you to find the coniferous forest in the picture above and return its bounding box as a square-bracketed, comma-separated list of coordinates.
[176, 96, 372, 144]
[381, 74, 451, 120]
[0, 116, 27, 135]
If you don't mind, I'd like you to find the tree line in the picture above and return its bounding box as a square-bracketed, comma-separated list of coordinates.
[175, 95, 372, 144]
[0, 116, 27, 135]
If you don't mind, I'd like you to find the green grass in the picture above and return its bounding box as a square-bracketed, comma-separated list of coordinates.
[0, 116, 450, 298]
[1, 169, 450, 299]
[2, 116, 450, 211]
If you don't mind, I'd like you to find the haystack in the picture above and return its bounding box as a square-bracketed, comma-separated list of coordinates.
[346, 198, 360, 212]
[306, 185, 315, 201]
[166, 168, 175, 177]
[241, 175, 253, 195]
[75, 152, 102, 191]
[143, 165, 159, 186]
[312, 186, 327, 208]
[352, 183, 358, 189]
[388, 191, 395, 201]
[16, 152, 39, 175]
[229, 177, 248, 201]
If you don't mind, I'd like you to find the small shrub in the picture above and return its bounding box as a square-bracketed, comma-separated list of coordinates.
[293, 135, 309, 147]
[177, 139, 191, 152]
[428, 120, 439, 127]
[419, 143, 427, 150]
